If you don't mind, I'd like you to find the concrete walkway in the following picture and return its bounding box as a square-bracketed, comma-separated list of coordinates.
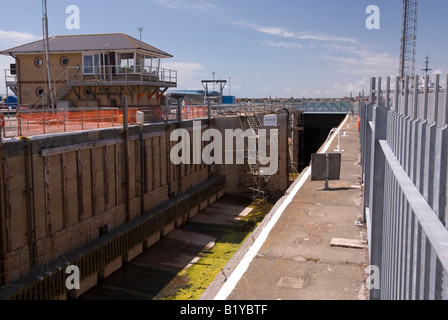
[204, 115, 369, 300]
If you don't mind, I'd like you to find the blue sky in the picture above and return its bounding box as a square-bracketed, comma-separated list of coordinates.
[0, 0, 447, 98]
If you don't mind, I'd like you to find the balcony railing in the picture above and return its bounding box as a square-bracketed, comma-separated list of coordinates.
[51, 65, 177, 98]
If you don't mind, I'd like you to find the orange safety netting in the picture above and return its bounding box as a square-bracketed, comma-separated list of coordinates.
[181, 106, 208, 119]
[14, 107, 209, 137]
[17, 109, 139, 136]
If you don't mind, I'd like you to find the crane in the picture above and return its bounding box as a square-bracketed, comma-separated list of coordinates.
[399, 0, 418, 88]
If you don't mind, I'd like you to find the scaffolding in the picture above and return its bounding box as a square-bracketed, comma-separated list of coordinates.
[287, 109, 305, 174]
[238, 111, 277, 200]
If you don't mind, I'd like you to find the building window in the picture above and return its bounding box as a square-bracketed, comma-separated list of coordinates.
[83, 54, 101, 74]
[35, 57, 43, 67]
[118, 52, 135, 74]
[84, 87, 92, 97]
[36, 87, 44, 97]
[60, 56, 69, 67]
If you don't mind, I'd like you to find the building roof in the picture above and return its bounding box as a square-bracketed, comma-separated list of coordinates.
[0, 33, 173, 58]
[167, 89, 221, 97]
[167, 90, 205, 96]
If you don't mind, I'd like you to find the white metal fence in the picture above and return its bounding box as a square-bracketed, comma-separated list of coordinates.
[361, 75, 448, 300]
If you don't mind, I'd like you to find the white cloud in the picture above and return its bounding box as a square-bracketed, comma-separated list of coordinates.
[232, 20, 357, 44]
[317, 43, 398, 76]
[231, 19, 397, 80]
[258, 40, 302, 50]
[163, 61, 205, 72]
[0, 30, 39, 50]
[333, 77, 370, 96]
[0, 30, 39, 94]
[163, 61, 207, 89]
[153, 0, 217, 13]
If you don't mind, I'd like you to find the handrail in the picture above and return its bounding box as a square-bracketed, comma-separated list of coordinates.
[52, 68, 69, 99]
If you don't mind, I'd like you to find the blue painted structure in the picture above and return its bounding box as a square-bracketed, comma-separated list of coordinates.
[2, 96, 17, 108]
[300, 101, 351, 114]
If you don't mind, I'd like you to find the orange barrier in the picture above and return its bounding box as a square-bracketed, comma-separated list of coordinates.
[15, 106, 209, 137]
[182, 106, 208, 119]
[18, 109, 138, 125]
[17, 109, 140, 136]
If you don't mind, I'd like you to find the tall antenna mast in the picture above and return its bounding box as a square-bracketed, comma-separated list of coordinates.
[138, 27, 143, 42]
[399, 0, 418, 88]
[42, 0, 54, 108]
[421, 55, 432, 76]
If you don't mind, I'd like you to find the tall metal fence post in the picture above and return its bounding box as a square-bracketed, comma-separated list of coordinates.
[363, 78, 376, 220]
[444, 74, 448, 126]
[369, 103, 389, 300]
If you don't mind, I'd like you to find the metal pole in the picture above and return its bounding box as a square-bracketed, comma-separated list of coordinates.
[444, 73, 448, 126]
[324, 153, 329, 190]
[177, 98, 181, 124]
[0, 120, 6, 285]
[122, 96, 130, 222]
[42, 0, 54, 109]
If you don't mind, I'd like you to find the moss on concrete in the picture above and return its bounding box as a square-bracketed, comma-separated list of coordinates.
[158, 199, 274, 300]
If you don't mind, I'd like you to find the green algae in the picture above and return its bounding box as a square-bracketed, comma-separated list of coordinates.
[159, 199, 274, 300]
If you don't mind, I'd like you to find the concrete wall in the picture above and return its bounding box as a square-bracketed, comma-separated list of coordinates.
[0, 119, 213, 285]
[213, 115, 288, 195]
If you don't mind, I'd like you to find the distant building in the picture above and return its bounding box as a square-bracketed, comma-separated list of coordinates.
[222, 95, 236, 104]
[165, 90, 206, 106]
[0, 33, 177, 108]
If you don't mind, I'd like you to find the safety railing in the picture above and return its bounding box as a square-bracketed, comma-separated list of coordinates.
[52, 65, 177, 92]
[0, 101, 358, 139]
[361, 75, 448, 300]
[4, 70, 17, 88]
[15, 108, 140, 137]
[0, 105, 210, 138]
